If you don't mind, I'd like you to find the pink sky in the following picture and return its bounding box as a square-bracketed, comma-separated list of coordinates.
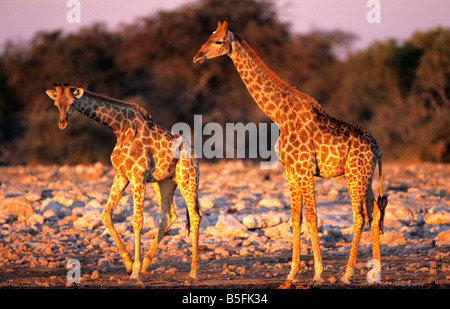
[1, 0, 449, 51]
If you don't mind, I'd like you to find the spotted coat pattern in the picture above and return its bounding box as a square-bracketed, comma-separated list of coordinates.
[46, 84, 202, 281]
[194, 20, 387, 284]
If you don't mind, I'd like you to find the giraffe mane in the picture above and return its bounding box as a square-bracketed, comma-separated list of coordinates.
[71, 87, 153, 121]
[234, 34, 325, 113]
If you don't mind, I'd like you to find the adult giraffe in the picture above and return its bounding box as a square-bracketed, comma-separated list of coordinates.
[194, 20, 387, 284]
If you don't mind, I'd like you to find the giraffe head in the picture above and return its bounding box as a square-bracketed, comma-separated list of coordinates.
[46, 83, 84, 129]
[193, 19, 233, 64]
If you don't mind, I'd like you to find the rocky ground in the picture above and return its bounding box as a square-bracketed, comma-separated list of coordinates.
[0, 161, 449, 289]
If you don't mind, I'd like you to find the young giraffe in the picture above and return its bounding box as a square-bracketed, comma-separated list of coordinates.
[46, 83, 202, 281]
[194, 20, 388, 284]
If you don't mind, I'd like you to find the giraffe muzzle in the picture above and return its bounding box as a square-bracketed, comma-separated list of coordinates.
[193, 54, 206, 64]
[59, 118, 68, 129]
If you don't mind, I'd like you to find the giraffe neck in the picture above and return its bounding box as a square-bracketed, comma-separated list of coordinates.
[74, 90, 146, 137]
[228, 34, 324, 124]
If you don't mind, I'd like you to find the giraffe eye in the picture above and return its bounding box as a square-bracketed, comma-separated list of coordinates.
[215, 41, 224, 45]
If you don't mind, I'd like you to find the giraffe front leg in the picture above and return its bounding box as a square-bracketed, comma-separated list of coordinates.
[287, 205, 301, 283]
[302, 176, 324, 284]
[102, 173, 133, 274]
[284, 171, 303, 283]
[130, 179, 145, 281]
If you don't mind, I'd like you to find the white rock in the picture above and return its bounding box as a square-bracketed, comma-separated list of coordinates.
[199, 196, 215, 210]
[143, 215, 158, 229]
[437, 229, 450, 242]
[242, 213, 289, 229]
[264, 223, 292, 240]
[428, 206, 448, 214]
[27, 213, 45, 226]
[0, 198, 34, 217]
[24, 192, 41, 202]
[230, 201, 247, 212]
[327, 188, 339, 201]
[242, 215, 265, 229]
[424, 210, 450, 225]
[85, 199, 104, 209]
[215, 214, 249, 238]
[380, 231, 407, 246]
[257, 197, 285, 209]
[53, 195, 74, 207]
[205, 226, 222, 237]
[385, 205, 414, 221]
[73, 210, 102, 230]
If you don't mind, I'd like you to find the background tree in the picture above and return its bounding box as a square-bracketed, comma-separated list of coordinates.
[0, 0, 448, 164]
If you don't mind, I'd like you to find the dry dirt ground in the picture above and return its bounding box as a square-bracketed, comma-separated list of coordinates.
[0, 161, 449, 289]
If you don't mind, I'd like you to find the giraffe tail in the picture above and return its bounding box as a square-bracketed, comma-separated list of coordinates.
[185, 196, 202, 237]
[185, 206, 191, 236]
[376, 151, 388, 233]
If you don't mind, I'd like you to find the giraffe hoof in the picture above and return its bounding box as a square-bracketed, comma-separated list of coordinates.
[286, 274, 298, 283]
[313, 275, 324, 284]
[279, 281, 294, 289]
[130, 272, 139, 280]
[184, 275, 197, 286]
[124, 262, 133, 275]
[341, 274, 351, 284]
[130, 276, 144, 285]
[189, 273, 198, 280]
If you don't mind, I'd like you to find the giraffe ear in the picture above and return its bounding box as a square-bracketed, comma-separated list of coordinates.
[73, 88, 84, 99]
[216, 19, 229, 34]
[46, 90, 58, 100]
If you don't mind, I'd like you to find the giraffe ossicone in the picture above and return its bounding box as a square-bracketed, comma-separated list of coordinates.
[194, 20, 388, 285]
[46, 83, 202, 281]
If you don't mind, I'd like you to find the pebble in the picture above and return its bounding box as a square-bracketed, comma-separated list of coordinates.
[257, 197, 285, 209]
[214, 214, 249, 238]
[90, 270, 100, 280]
[264, 223, 292, 240]
[199, 196, 215, 210]
[0, 198, 34, 217]
[0, 162, 449, 287]
[424, 210, 450, 225]
[242, 213, 288, 229]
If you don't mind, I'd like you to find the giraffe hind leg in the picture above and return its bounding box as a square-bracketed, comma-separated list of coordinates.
[342, 175, 374, 284]
[142, 179, 178, 274]
[184, 195, 201, 280]
[369, 186, 386, 283]
[177, 171, 201, 279]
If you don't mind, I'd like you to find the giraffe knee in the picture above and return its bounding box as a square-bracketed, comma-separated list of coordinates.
[353, 214, 365, 233]
[132, 214, 143, 231]
[304, 207, 317, 226]
[102, 209, 112, 227]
